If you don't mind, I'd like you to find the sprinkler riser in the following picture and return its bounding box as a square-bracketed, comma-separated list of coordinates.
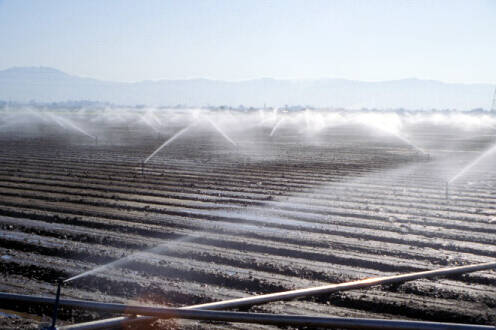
[48, 279, 63, 330]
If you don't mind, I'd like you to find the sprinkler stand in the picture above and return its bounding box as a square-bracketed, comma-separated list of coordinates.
[49, 278, 63, 330]
[445, 181, 449, 201]
[141, 160, 145, 177]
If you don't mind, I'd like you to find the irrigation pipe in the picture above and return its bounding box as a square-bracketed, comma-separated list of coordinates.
[41, 261, 496, 328]
[59, 316, 157, 330]
[185, 261, 496, 310]
[0, 292, 493, 330]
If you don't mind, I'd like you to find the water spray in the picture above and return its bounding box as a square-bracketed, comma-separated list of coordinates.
[63, 236, 196, 283]
[270, 118, 284, 137]
[143, 122, 196, 164]
[394, 132, 427, 155]
[139, 114, 160, 133]
[205, 116, 237, 146]
[46, 113, 95, 140]
[304, 109, 310, 130]
[448, 142, 496, 185]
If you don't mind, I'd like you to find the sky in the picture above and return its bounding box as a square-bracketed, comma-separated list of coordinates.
[0, 0, 495, 83]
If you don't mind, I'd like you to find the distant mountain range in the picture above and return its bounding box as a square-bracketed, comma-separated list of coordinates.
[0, 66, 494, 110]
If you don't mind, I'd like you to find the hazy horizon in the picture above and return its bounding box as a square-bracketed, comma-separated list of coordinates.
[1, 66, 494, 109]
[3, 65, 496, 85]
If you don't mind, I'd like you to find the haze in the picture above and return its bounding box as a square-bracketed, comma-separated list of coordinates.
[1, 0, 495, 83]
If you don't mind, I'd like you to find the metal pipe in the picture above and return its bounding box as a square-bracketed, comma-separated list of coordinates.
[0, 292, 492, 330]
[49, 279, 63, 330]
[187, 261, 496, 310]
[58, 316, 157, 330]
[62, 261, 496, 329]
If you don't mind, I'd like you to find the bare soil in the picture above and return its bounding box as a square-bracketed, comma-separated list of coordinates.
[1, 123, 496, 329]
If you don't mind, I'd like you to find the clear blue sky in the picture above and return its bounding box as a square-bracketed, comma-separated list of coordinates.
[0, 0, 495, 83]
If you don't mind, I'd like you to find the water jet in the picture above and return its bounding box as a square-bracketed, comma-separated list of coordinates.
[144, 122, 196, 164]
[270, 118, 284, 137]
[64, 235, 196, 283]
[448, 142, 496, 185]
[205, 116, 237, 146]
[46, 113, 96, 140]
